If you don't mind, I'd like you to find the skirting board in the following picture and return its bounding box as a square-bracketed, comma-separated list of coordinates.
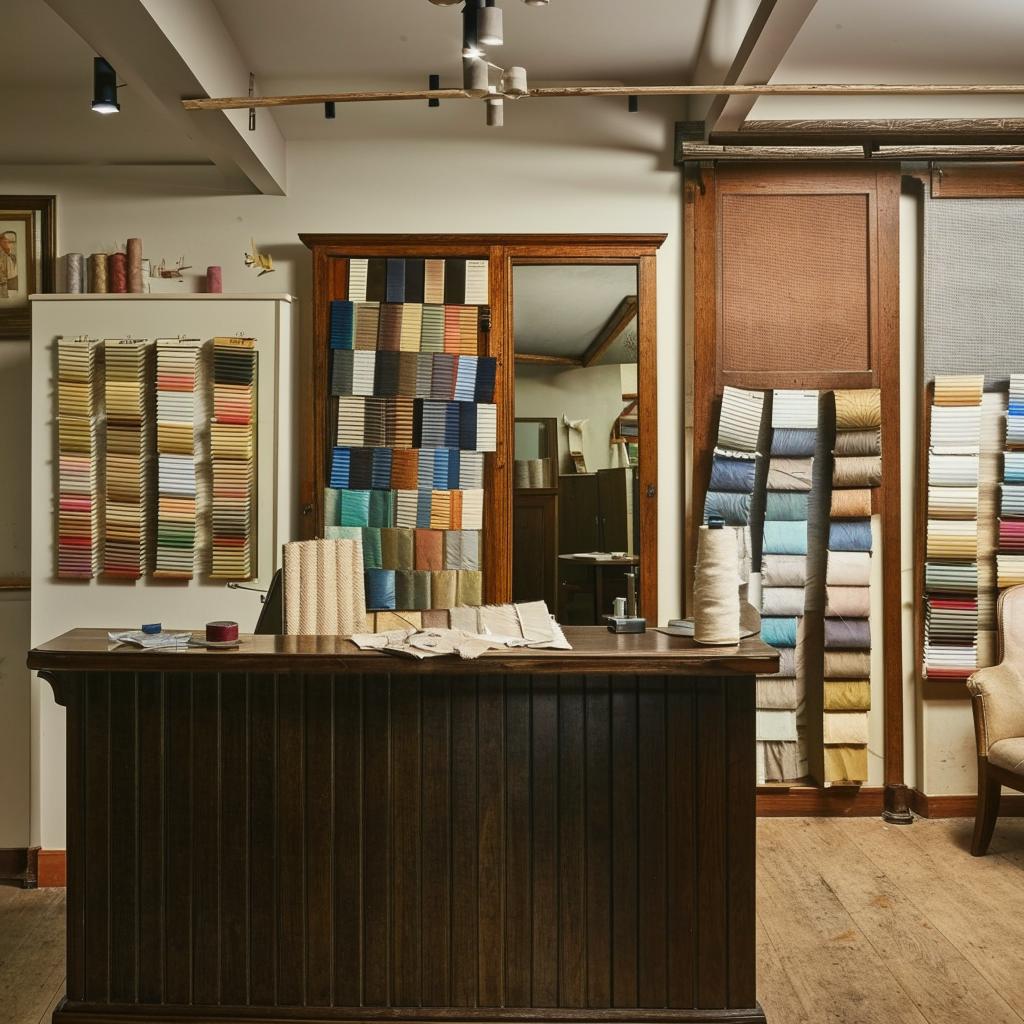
[910, 790, 1024, 818]
[756, 786, 885, 816]
[0, 847, 39, 889]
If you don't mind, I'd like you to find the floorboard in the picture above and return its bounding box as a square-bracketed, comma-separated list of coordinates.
[1, 818, 1023, 1024]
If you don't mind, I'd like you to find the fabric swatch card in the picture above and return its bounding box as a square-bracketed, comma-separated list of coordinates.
[103, 339, 154, 579]
[56, 338, 101, 578]
[209, 337, 257, 580]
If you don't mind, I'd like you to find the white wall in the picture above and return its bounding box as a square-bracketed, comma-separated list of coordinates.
[515, 362, 633, 474]
[0, 98, 686, 849]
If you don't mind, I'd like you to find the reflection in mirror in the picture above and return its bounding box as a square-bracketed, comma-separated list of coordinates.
[512, 264, 641, 624]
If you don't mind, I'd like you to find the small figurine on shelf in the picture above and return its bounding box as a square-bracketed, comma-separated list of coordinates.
[153, 256, 191, 280]
[244, 238, 274, 276]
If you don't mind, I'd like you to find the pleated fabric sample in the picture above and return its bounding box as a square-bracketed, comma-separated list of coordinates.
[923, 376, 983, 680]
[154, 339, 200, 579]
[757, 389, 817, 782]
[998, 376, 1024, 595]
[209, 337, 257, 579]
[56, 338, 101, 578]
[283, 539, 368, 634]
[329, 256, 492, 618]
[823, 388, 882, 785]
[103, 339, 154, 578]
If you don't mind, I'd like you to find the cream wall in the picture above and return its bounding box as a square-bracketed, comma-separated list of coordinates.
[0, 99, 686, 848]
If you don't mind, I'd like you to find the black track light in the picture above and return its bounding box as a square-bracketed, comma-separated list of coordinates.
[325, 101, 336, 119]
[91, 57, 120, 114]
[428, 74, 440, 108]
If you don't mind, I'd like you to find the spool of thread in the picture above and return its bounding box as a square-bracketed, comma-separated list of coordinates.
[65, 253, 84, 293]
[206, 620, 239, 644]
[127, 237, 144, 293]
[693, 524, 741, 645]
[206, 265, 223, 293]
[88, 253, 108, 293]
[108, 252, 127, 293]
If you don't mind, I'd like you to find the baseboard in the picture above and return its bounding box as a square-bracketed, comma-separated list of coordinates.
[910, 790, 1024, 818]
[37, 849, 66, 887]
[756, 786, 884, 816]
[0, 847, 39, 888]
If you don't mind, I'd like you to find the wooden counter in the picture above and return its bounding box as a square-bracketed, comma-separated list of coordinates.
[30, 628, 778, 1024]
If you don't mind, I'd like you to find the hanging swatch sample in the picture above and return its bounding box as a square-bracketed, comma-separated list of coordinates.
[56, 338, 101, 578]
[922, 375, 984, 681]
[103, 339, 153, 579]
[756, 389, 818, 784]
[154, 339, 201, 578]
[210, 337, 258, 580]
[702, 385, 764, 585]
[1000, 375, 1024, 594]
[822, 389, 881, 785]
[283, 538, 368, 635]
[324, 256, 494, 614]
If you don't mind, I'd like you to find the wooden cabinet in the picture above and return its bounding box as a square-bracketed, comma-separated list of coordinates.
[513, 489, 558, 609]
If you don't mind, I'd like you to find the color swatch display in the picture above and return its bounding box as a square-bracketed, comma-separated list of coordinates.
[823, 389, 882, 785]
[210, 337, 257, 580]
[998, 375, 1024, 591]
[154, 339, 200, 578]
[56, 339, 101, 578]
[923, 375, 984, 680]
[703, 386, 764, 585]
[757, 390, 818, 783]
[325, 256, 492, 613]
[102, 339, 153, 578]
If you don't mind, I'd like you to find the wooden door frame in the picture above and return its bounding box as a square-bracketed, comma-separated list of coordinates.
[685, 167, 909, 821]
[300, 234, 665, 622]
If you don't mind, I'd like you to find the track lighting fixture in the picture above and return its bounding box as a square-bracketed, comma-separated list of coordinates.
[486, 96, 504, 127]
[324, 101, 336, 119]
[523, 0, 549, 5]
[478, 1, 503, 46]
[91, 57, 120, 114]
[428, 74, 441, 108]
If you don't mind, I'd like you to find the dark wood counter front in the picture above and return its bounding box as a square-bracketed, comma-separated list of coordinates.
[31, 628, 776, 1024]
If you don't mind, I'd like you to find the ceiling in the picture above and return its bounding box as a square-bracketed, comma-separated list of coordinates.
[212, 0, 710, 90]
[513, 264, 638, 363]
[749, 0, 1024, 120]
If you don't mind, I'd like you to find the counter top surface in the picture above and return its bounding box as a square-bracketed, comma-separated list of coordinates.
[29, 627, 779, 676]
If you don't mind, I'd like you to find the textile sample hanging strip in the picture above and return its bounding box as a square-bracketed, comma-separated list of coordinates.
[209, 337, 258, 580]
[153, 339, 201, 579]
[822, 389, 882, 785]
[702, 385, 764, 586]
[102, 338, 154, 579]
[998, 374, 1024, 592]
[323, 257, 492, 615]
[756, 389, 818, 784]
[923, 375, 984, 681]
[56, 338, 101, 578]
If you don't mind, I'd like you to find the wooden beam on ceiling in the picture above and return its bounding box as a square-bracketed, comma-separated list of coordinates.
[581, 296, 638, 368]
[703, 0, 820, 138]
[709, 117, 1024, 147]
[45, 0, 286, 195]
[679, 142, 1024, 162]
[514, 353, 582, 367]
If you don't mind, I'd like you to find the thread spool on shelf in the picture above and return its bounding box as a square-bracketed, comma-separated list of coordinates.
[88, 253, 108, 293]
[206, 265, 223, 293]
[64, 253, 84, 294]
[108, 252, 127, 293]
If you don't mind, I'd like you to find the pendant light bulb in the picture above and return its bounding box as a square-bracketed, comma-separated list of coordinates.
[91, 56, 120, 114]
[478, 4, 503, 46]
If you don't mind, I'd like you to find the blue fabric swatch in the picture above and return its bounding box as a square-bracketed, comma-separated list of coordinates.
[762, 520, 808, 556]
[828, 519, 872, 552]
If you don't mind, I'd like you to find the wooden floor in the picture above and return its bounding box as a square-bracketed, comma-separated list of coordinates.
[2, 817, 1024, 1024]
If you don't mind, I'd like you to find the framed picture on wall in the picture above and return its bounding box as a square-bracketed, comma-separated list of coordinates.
[0, 195, 56, 340]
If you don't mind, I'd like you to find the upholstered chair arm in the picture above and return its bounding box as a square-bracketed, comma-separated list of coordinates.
[968, 663, 1024, 755]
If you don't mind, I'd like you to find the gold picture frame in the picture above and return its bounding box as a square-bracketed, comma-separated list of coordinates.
[0, 195, 55, 340]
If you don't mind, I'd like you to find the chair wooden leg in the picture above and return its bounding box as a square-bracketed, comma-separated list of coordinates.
[972, 756, 1002, 857]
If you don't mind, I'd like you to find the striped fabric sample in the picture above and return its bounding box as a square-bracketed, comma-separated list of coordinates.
[210, 337, 257, 579]
[56, 338, 101, 578]
[823, 389, 881, 785]
[998, 376, 1024, 592]
[329, 256, 493, 616]
[923, 376, 983, 680]
[757, 390, 818, 783]
[154, 339, 201, 578]
[103, 339, 154, 578]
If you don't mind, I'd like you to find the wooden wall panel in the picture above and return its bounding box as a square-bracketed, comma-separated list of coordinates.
[59, 667, 759, 1022]
[688, 162, 906, 818]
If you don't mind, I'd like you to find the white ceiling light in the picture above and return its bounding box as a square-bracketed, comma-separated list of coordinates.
[478, 2, 504, 46]
[523, 0, 549, 6]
